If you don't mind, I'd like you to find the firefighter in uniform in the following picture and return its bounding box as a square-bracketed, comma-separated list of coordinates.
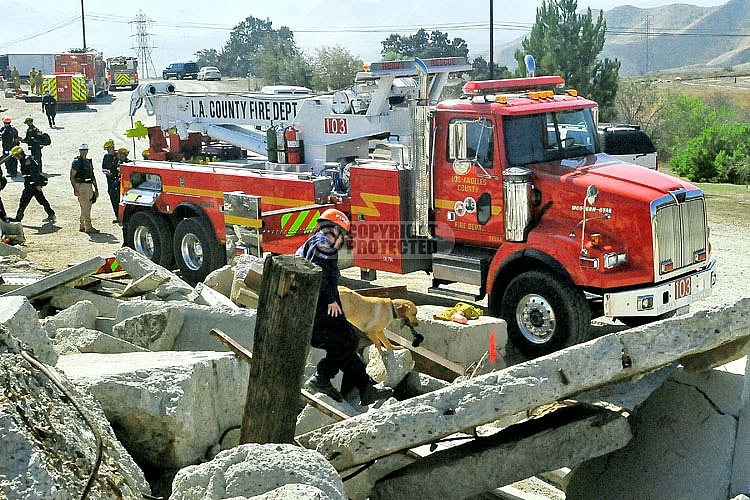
[21, 117, 44, 171]
[70, 143, 99, 233]
[101, 139, 120, 222]
[10, 145, 55, 224]
[1, 117, 20, 177]
[297, 208, 393, 405]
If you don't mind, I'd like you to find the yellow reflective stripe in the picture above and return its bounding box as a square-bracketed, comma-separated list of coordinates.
[43, 78, 57, 97]
[351, 192, 399, 217]
[224, 214, 262, 228]
[72, 78, 86, 101]
[164, 185, 314, 209]
[115, 74, 131, 85]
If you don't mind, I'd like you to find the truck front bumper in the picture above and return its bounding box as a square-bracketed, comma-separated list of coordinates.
[603, 259, 717, 318]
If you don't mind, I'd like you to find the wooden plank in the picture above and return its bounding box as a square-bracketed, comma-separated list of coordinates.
[384, 329, 464, 381]
[211, 328, 253, 363]
[351, 285, 408, 299]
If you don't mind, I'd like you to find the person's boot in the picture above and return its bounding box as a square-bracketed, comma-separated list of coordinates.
[304, 373, 343, 402]
[359, 382, 393, 406]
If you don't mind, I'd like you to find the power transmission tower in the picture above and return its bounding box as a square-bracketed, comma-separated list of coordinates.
[131, 10, 157, 79]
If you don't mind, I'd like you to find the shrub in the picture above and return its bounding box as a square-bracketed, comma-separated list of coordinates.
[669, 124, 750, 183]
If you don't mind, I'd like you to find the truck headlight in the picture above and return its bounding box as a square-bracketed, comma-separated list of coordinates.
[603, 251, 627, 269]
[637, 295, 654, 311]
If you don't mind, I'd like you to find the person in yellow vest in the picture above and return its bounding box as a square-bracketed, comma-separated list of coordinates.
[28, 68, 37, 94]
[10, 67, 20, 90]
[34, 71, 43, 95]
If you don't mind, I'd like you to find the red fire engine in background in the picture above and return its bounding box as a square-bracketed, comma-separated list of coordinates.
[53, 49, 108, 100]
[120, 57, 716, 356]
[107, 56, 139, 91]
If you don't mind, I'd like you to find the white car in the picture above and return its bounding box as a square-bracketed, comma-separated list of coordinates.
[197, 66, 222, 81]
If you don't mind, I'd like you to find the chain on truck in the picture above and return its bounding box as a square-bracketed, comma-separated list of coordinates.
[121, 56, 717, 357]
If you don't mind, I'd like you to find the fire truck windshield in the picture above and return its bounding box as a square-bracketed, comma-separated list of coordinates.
[503, 109, 597, 166]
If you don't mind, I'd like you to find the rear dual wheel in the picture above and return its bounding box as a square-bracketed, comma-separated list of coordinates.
[173, 217, 225, 285]
[124, 211, 173, 269]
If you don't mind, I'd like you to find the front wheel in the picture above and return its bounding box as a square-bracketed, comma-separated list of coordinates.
[500, 270, 590, 358]
[124, 211, 174, 269]
[173, 217, 225, 285]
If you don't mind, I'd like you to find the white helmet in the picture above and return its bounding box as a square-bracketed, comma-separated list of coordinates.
[78, 143, 89, 150]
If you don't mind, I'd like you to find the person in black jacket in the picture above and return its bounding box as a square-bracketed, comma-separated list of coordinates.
[9, 145, 55, 224]
[41, 93, 57, 127]
[296, 208, 393, 405]
[21, 117, 44, 171]
[101, 139, 120, 223]
[1, 117, 20, 177]
[70, 143, 99, 233]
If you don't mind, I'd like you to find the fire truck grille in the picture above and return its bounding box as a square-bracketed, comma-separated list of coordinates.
[654, 196, 707, 276]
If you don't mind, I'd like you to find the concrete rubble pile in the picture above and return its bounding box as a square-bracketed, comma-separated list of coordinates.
[0, 248, 748, 499]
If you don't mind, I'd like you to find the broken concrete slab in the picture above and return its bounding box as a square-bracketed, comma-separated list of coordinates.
[53, 327, 149, 355]
[48, 286, 124, 318]
[110, 306, 184, 351]
[41, 299, 99, 337]
[369, 405, 632, 500]
[364, 345, 415, 388]
[169, 443, 345, 500]
[407, 304, 507, 369]
[1, 256, 104, 300]
[0, 296, 57, 366]
[114, 246, 195, 300]
[194, 281, 238, 309]
[296, 298, 750, 472]
[203, 264, 233, 298]
[114, 300, 257, 352]
[57, 350, 249, 470]
[565, 365, 743, 500]
[0, 328, 150, 499]
[0, 241, 25, 257]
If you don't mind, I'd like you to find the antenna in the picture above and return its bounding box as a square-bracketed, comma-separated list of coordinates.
[130, 11, 157, 79]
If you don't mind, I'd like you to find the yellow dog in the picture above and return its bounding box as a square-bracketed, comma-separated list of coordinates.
[337, 286, 420, 354]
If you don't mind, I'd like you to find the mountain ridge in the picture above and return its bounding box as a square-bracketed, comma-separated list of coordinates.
[490, 0, 750, 77]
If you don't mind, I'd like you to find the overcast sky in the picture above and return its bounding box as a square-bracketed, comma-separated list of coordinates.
[0, 0, 731, 76]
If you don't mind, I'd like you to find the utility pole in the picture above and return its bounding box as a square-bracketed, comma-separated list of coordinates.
[489, 0, 494, 79]
[80, 0, 87, 49]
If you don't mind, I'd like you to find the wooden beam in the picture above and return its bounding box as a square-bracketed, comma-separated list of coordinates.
[384, 329, 464, 381]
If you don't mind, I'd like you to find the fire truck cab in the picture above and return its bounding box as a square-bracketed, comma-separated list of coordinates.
[121, 58, 716, 357]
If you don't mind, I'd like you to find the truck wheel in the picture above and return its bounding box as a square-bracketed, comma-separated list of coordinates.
[173, 217, 225, 285]
[500, 270, 590, 358]
[124, 211, 174, 269]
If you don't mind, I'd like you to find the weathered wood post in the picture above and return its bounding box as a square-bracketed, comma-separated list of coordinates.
[240, 254, 321, 444]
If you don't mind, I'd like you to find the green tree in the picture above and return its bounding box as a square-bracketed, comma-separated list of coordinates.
[655, 93, 739, 161]
[215, 16, 307, 83]
[514, 0, 620, 117]
[470, 56, 511, 81]
[670, 124, 750, 184]
[380, 29, 469, 59]
[194, 49, 220, 69]
[311, 46, 363, 92]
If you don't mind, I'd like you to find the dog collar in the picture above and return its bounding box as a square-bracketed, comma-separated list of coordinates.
[390, 300, 398, 319]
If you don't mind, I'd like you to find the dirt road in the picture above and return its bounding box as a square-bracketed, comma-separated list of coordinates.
[0, 80, 743, 315]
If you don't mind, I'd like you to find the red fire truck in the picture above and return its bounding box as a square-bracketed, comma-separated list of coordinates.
[107, 56, 139, 91]
[121, 58, 716, 356]
[54, 49, 108, 100]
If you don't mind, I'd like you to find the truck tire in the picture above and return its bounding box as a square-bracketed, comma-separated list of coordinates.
[173, 217, 225, 285]
[124, 211, 174, 269]
[500, 269, 590, 358]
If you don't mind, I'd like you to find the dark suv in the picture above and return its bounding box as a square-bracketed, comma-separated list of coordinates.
[162, 62, 199, 80]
